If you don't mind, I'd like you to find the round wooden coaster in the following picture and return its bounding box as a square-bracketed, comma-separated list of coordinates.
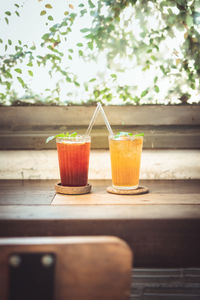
[55, 182, 92, 195]
[106, 186, 149, 195]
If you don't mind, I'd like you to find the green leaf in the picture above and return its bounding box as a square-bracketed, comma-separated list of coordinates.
[80, 28, 89, 33]
[28, 70, 33, 77]
[111, 74, 117, 80]
[42, 33, 50, 40]
[160, 65, 167, 75]
[89, 78, 96, 82]
[176, 0, 186, 6]
[87, 41, 93, 50]
[8, 39, 12, 45]
[45, 4, 53, 9]
[154, 76, 158, 84]
[5, 81, 11, 90]
[141, 89, 149, 97]
[186, 15, 193, 28]
[151, 55, 156, 61]
[0, 39, 3, 43]
[114, 132, 144, 139]
[154, 85, 160, 93]
[134, 133, 144, 137]
[60, 31, 68, 36]
[46, 132, 78, 143]
[78, 50, 83, 56]
[27, 62, 33, 67]
[15, 11, 20, 17]
[66, 77, 72, 82]
[0, 93, 6, 99]
[5, 11, 11, 16]
[46, 135, 56, 143]
[80, 9, 87, 16]
[4, 71, 12, 79]
[90, 10, 95, 16]
[85, 34, 93, 39]
[48, 15, 54, 21]
[114, 132, 132, 138]
[14, 4, 20, 8]
[30, 45, 36, 50]
[5, 17, 9, 24]
[94, 90, 100, 98]
[104, 94, 112, 102]
[14, 68, 22, 74]
[50, 25, 57, 32]
[17, 76, 25, 88]
[70, 13, 77, 20]
[88, 0, 95, 8]
[70, 132, 78, 137]
[40, 10, 47, 16]
[77, 42, 83, 47]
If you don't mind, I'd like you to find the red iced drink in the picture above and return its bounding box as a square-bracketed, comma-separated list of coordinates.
[56, 135, 91, 186]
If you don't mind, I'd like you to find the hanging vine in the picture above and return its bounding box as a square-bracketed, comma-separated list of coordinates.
[0, 0, 200, 105]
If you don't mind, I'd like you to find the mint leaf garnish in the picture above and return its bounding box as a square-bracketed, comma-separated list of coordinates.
[114, 132, 144, 139]
[46, 132, 78, 143]
[114, 132, 132, 138]
[70, 132, 78, 137]
[134, 133, 144, 137]
[46, 135, 56, 144]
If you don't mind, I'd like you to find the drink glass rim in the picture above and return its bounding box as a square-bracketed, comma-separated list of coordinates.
[109, 134, 143, 141]
[56, 135, 91, 143]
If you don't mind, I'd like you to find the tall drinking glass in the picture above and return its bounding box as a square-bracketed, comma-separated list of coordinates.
[109, 135, 143, 190]
[56, 135, 91, 186]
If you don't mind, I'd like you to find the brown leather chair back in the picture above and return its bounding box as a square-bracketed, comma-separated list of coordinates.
[0, 236, 132, 300]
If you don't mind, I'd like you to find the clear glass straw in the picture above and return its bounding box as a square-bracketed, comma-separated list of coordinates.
[85, 103, 101, 136]
[98, 103, 114, 136]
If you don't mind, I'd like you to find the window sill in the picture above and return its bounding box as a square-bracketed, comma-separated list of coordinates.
[0, 105, 200, 149]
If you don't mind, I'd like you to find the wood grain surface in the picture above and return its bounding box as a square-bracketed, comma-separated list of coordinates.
[0, 180, 200, 268]
[52, 185, 200, 205]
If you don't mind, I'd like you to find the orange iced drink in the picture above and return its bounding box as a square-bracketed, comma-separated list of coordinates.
[109, 135, 143, 189]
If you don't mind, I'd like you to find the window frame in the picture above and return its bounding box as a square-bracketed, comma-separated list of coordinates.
[0, 105, 200, 150]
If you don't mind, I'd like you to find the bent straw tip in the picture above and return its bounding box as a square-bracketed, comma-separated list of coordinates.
[85, 104, 101, 136]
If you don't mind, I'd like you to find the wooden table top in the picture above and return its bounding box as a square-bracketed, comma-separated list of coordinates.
[0, 179, 200, 268]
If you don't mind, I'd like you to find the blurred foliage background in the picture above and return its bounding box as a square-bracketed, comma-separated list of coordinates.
[0, 0, 200, 105]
